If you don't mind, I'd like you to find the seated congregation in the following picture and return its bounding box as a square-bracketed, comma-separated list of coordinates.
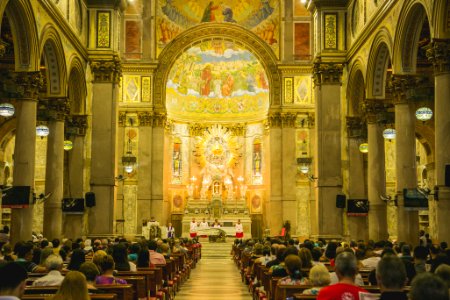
[0, 236, 201, 300]
[234, 238, 450, 300]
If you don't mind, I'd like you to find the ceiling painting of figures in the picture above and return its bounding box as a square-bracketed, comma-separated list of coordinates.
[157, 0, 280, 57]
[166, 39, 270, 123]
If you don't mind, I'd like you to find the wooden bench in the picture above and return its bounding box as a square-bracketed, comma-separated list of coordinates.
[293, 294, 317, 300]
[114, 276, 146, 300]
[94, 284, 134, 300]
[274, 285, 313, 300]
[23, 293, 117, 300]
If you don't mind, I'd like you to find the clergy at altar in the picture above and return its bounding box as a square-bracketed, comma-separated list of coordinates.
[167, 223, 175, 238]
[190, 218, 198, 238]
[213, 219, 221, 228]
[235, 219, 243, 238]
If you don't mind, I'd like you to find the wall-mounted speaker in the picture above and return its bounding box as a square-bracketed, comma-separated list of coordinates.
[336, 194, 346, 208]
[85, 192, 96, 207]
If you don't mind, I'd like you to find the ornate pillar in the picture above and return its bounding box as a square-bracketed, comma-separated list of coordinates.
[10, 72, 41, 244]
[151, 112, 168, 225]
[63, 115, 88, 238]
[390, 75, 419, 244]
[42, 98, 69, 239]
[345, 116, 368, 241]
[312, 61, 344, 239]
[427, 39, 450, 242]
[88, 56, 121, 237]
[364, 101, 388, 241]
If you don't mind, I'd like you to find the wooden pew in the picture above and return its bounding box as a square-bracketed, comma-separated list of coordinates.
[23, 294, 117, 300]
[273, 285, 313, 300]
[114, 276, 146, 300]
[293, 294, 317, 300]
[94, 284, 134, 300]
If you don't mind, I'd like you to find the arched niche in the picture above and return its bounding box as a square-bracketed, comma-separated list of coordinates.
[393, 1, 433, 74]
[2, 0, 39, 71]
[366, 28, 393, 99]
[39, 25, 67, 96]
[154, 23, 281, 110]
[431, 0, 450, 39]
[67, 56, 87, 114]
[347, 60, 366, 116]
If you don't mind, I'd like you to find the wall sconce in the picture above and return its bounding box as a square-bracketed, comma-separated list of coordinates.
[122, 118, 137, 174]
[297, 157, 317, 181]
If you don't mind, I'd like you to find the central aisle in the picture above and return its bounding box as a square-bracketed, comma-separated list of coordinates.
[176, 240, 252, 300]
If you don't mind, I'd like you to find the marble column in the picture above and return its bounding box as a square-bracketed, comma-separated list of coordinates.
[367, 120, 388, 241]
[268, 116, 283, 235]
[10, 72, 41, 244]
[427, 39, 450, 243]
[43, 98, 68, 239]
[88, 57, 121, 237]
[151, 114, 166, 225]
[313, 62, 344, 239]
[63, 116, 87, 238]
[392, 75, 418, 244]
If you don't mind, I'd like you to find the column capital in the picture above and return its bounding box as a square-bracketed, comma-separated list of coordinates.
[90, 56, 122, 83]
[67, 115, 88, 136]
[387, 74, 421, 104]
[426, 39, 450, 75]
[345, 116, 365, 138]
[14, 72, 44, 100]
[38, 98, 70, 121]
[361, 100, 391, 123]
[313, 60, 344, 86]
[267, 112, 297, 128]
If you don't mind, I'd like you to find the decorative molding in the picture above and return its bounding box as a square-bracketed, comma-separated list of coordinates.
[14, 72, 43, 99]
[312, 60, 344, 86]
[122, 63, 158, 74]
[361, 99, 389, 123]
[324, 13, 338, 50]
[426, 39, 450, 75]
[137, 111, 166, 127]
[90, 56, 122, 83]
[96, 11, 111, 48]
[189, 123, 207, 136]
[296, 113, 315, 128]
[47, 97, 70, 121]
[278, 65, 313, 74]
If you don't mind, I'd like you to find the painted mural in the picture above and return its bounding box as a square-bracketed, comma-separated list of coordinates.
[157, 0, 280, 57]
[166, 39, 270, 122]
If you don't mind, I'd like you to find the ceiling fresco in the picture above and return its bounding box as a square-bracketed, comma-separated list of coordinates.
[165, 39, 270, 122]
[157, 0, 280, 57]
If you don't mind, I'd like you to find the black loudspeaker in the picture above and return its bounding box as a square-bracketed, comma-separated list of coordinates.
[445, 165, 450, 187]
[62, 198, 85, 213]
[336, 194, 346, 208]
[85, 192, 96, 207]
[1, 186, 31, 208]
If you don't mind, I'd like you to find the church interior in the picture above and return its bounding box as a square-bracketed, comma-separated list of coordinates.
[0, 0, 449, 247]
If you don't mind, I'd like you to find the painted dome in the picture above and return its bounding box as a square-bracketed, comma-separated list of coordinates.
[166, 39, 270, 122]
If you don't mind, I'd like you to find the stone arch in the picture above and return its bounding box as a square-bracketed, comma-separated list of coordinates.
[3, 0, 39, 71]
[393, 1, 433, 74]
[39, 24, 67, 96]
[366, 28, 393, 99]
[67, 56, 87, 114]
[347, 59, 366, 116]
[153, 23, 281, 110]
[431, 0, 449, 39]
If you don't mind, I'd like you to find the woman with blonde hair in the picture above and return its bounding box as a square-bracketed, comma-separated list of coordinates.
[302, 264, 331, 295]
[52, 271, 90, 300]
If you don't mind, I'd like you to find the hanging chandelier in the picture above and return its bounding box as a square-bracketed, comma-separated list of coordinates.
[415, 107, 433, 122]
[383, 128, 396, 140]
[359, 143, 369, 153]
[36, 125, 50, 137]
[0, 103, 15, 117]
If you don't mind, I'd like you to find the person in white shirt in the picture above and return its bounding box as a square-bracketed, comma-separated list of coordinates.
[199, 218, 209, 237]
[235, 219, 243, 239]
[33, 254, 65, 286]
[189, 218, 198, 238]
[213, 219, 221, 228]
[167, 222, 175, 238]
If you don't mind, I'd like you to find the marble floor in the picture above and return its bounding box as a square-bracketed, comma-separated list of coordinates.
[176, 241, 252, 300]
